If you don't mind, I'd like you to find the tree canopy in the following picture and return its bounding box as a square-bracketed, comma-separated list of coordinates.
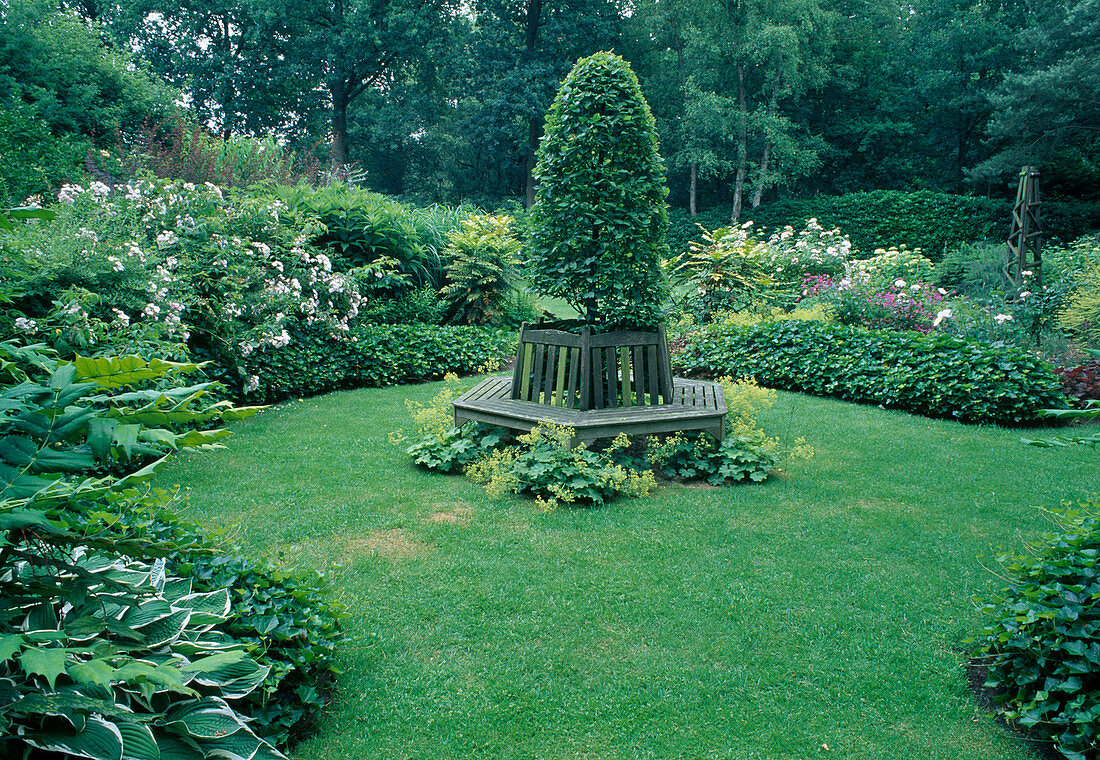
[6, 0, 1100, 205]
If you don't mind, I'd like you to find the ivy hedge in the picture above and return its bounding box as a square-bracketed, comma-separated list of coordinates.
[668, 191, 1100, 259]
[671, 321, 1068, 425]
[240, 323, 516, 403]
[969, 504, 1100, 760]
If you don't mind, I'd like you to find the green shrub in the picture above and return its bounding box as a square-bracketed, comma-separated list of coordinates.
[440, 214, 523, 325]
[240, 322, 515, 402]
[0, 101, 88, 206]
[359, 286, 444, 325]
[270, 184, 450, 290]
[670, 223, 770, 320]
[969, 503, 1100, 760]
[120, 118, 322, 189]
[528, 52, 669, 329]
[0, 542, 287, 760]
[677, 194, 1100, 260]
[467, 424, 658, 509]
[0, 340, 344, 755]
[936, 241, 1009, 296]
[672, 321, 1068, 424]
[1061, 262, 1100, 347]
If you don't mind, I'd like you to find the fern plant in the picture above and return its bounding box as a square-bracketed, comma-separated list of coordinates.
[440, 214, 522, 325]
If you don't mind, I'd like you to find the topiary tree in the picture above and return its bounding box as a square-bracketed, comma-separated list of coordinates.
[527, 52, 670, 330]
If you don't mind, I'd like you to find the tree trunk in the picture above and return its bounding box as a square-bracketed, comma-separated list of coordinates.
[329, 82, 348, 169]
[751, 141, 770, 209]
[525, 117, 539, 209]
[690, 161, 698, 217]
[731, 62, 748, 223]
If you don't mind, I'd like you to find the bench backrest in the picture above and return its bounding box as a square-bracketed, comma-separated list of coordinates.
[510, 323, 673, 410]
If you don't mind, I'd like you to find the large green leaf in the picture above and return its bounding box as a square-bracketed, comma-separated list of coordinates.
[188, 655, 269, 701]
[162, 697, 248, 740]
[71, 355, 202, 389]
[174, 589, 230, 626]
[20, 646, 68, 689]
[153, 732, 204, 760]
[114, 718, 161, 760]
[0, 633, 24, 663]
[68, 658, 117, 691]
[21, 713, 125, 760]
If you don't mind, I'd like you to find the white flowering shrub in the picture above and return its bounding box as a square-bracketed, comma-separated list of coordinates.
[845, 245, 936, 291]
[1, 179, 365, 391]
[760, 218, 852, 286]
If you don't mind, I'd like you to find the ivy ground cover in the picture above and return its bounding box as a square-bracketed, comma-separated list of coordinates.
[155, 381, 1098, 760]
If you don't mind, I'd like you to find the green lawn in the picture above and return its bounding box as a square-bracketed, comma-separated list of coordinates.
[155, 381, 1098, 760]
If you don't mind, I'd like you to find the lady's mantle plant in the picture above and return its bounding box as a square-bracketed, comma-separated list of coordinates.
[527, 52, 670, 330]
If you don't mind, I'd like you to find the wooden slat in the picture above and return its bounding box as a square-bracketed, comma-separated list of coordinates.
[589, 330, 662, 348]
[620, 347, 632, 406]
[532, 344, 546, 403]
[657, 325, 673, 402]
[592, 348, 605, 408]
[554, 346, 568, 406]
[566, 347, 580, 408]
[605, 347, 617, 406]
[646, 344, 658, 406]
[520, 329, 584, 348]
[519, 343, 533, 401]
[543, 345, 558, 405]
[632, 345, 645, 405]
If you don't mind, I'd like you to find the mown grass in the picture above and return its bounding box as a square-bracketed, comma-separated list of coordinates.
[156, 381, 1098, 760]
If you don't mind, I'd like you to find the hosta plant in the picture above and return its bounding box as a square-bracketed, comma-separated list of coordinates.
[0, 342, 260, 499]
[0, 547, 284, 760]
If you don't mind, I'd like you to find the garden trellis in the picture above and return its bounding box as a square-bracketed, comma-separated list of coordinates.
[1004, 165, 1042, 297]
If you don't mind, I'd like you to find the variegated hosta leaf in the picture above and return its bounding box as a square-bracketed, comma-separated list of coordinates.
[20, 713, 124, 760]
[162, 697, 287, 760]
[174, 589, 230, 627]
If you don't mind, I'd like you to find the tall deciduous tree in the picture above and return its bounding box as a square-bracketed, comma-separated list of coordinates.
[102, 0, 318, 141]
[628, 0, 835, 220]
[527, 52, 669, 328]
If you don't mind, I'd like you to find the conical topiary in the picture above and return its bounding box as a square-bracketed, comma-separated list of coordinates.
[527, 51, 670, 330]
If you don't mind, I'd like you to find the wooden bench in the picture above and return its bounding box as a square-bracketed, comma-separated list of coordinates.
[453, 375, 726, 445]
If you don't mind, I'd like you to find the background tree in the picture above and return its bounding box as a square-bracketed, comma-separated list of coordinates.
[0, 0, 177, 202]
[527, 52, 669, 329]
[439, 0, 621, 204]
[971, 0, 1100, 199]
[101, 0, 320, 142]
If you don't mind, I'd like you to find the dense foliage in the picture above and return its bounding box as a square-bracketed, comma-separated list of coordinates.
[240, 322, 515, 403]
[666, 194, 1100, 259]
[969, 503, 1100, 760]
[672, 321, 1068, 425]
[527, 52, 669, 329]
[0, 342, 345, 758]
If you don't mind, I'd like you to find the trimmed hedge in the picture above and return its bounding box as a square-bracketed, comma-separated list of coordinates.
[668, 192, 1100, 259]
[671, 321, 1068, 425]
[241, 322, 516, 402]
